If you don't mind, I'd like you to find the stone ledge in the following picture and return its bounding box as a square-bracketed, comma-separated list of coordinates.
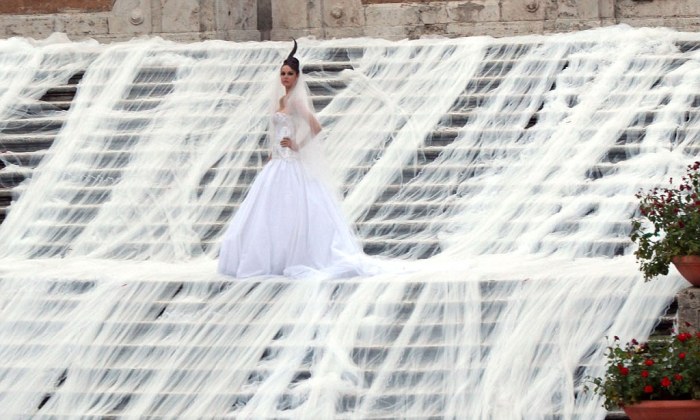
[618, 16, 700, 32]
[0, 0, 115, 15]
[89, 29, 261, 43]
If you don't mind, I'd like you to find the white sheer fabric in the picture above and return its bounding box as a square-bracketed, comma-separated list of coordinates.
[218, 79, 368, 278]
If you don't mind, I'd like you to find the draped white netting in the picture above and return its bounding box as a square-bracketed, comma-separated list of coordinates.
[0, 26, 697, 418]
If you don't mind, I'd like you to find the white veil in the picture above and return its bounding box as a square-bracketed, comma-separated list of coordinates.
[268, 59, 343, 199]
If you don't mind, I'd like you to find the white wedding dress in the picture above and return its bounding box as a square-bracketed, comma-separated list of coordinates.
[218, 112, 367, 278]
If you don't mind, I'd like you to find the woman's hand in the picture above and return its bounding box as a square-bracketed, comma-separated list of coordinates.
[280, 137, 298, 151]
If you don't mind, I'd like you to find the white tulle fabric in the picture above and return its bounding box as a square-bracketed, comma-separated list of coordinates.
[218, 90, 368, 278]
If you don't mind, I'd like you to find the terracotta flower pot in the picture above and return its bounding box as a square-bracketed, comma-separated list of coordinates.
[672, 256, 700, 286]
[623, 400, 700, 420]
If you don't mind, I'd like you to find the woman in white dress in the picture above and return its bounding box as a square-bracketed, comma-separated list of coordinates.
[218, 41, 367, 278]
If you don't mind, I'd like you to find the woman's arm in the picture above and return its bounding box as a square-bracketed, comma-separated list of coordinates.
[308, 113, 322, 136]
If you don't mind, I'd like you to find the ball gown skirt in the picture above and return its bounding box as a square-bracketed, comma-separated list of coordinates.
[217, 151, 366, 279]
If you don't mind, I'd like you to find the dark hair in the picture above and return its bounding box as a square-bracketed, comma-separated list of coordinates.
[282, 39, 300, 75]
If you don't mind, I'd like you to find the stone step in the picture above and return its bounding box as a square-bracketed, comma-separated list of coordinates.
[0, 193, 640, 228]
[25, 63, 698, 103]
[30, 70, 700, 102]
[0, 177, 664, 200]
[0, 157, 662, 192]
[25, 83, 699, 116]
[4, 139, 683, 174]
[0, 366, 493, 399]
[3, 217, 632, 237]
[2, 289, 613, 319]
[0, 415, 442, 420]
[8, 236, 630, 259]
[13, 58, 698, 88]
[0, 342, 498, 371]
[8, 54, 692, 83]
[1, 190, 639, 216]
[0, 316, 619, 352]
[0, 389, 474, 419]
[0, 277, 527, 294]
[2, 121, 694, 155]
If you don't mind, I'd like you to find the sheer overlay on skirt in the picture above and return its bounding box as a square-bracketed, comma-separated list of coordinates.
[218, 112, 368, 278]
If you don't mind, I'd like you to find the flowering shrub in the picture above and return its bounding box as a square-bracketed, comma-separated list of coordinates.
[588, 330, 700, 409]
[630, 161, 700, 281]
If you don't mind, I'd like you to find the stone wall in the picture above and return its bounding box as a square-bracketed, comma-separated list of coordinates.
[270, 0, 700, 40]
[0, 0, 259, 42]
[0, 0, 698, 43]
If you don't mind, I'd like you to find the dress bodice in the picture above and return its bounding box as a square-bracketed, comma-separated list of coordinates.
[271, 112, 296, 159]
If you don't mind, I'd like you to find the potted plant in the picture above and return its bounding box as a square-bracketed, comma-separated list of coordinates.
[630, 161, 700, 284]
[587, 331, 700, 419]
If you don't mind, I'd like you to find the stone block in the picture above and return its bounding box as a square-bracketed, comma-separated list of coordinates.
[446, 0, 499, 23]
[365, 4, 412, 27]
[270, 27, 324, 41]
[108, 0, 152, 35]
[414, 2, 449, 25]
[406, 23, 449, 39]
[446, 20, 546, 38]
[160, 0, 199, 33]
[216, 0, 256, 31]
[550, 18, 603, 33]
[4, 16, 56, 39]
[323, 0, 365, 28]
[501, 0, 546, 22]
[362, 24, 410, 40]
[323, 26, 365, 39]
[364, 1, 449, 28]
[309, 0, 323, 28]
[599, 0, 615, 19]
[678, 287, 700, 335]
[616, 0, 700, 18]
[556, 0, 600, 20]
[215, 28, 262, 41]
[199, 0, 215, 32]
[620, 16, 700, 33]
[56, 13, 110, 36]
[272, 0, 309, 30]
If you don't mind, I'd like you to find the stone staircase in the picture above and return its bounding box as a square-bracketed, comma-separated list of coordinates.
[1, 37, 697, 418]
[0, 275, 677, 419]
[6, 44, 700, 259]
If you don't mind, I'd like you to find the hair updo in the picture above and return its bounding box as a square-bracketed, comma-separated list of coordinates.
[282, 39, 300, 75]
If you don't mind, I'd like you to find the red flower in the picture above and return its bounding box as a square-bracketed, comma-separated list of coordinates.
[679, 352, 686, 359]
[678, 333, 692, 342]
[661, 377, 671, 388]
[644, 385, 654, 393]
[617, 364, 629, 376]
[645, 359, 654, 366]
[675, 373, 683, 381]
[641, 370, 649, 378]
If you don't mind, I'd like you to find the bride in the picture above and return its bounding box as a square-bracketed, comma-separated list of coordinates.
[218, 41, 368, 278]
